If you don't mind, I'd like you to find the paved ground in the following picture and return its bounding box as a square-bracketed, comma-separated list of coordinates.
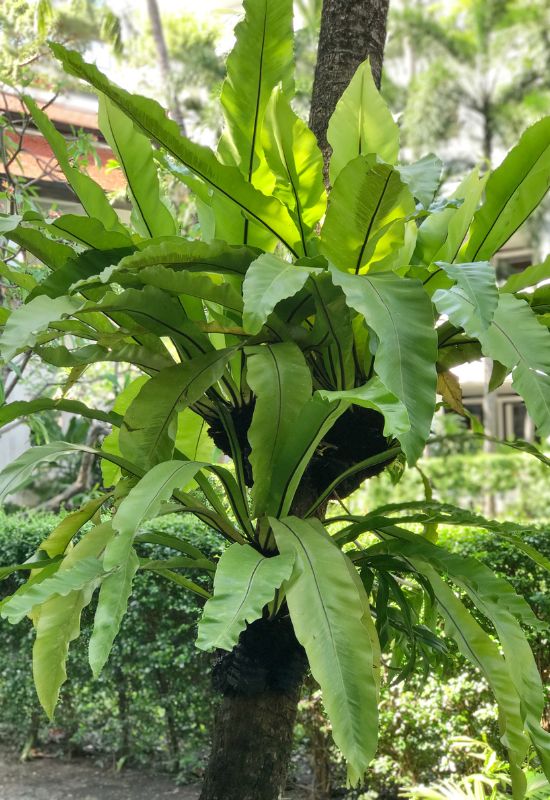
[0, 748, 310, 800]
[0, 749, 200, 800]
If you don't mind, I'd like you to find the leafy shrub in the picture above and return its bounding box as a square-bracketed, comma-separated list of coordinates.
[0, 510, 220, 779]
[294, 513, 550, 798]
[356, 452, 550, 520]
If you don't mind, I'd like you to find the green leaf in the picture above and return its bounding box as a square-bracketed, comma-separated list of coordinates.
[242, 252, 314, 334]
[321, 157, 415, 274]
[318, 376, 410, 442]
[149, 567, 211, 599]
[331, 270, 437, 463]
[434, 261, 498, 330]
[414, 167, 487, 266]
[433, 291, 550, 436]
[24, 212, 133, 251]
[1, 557, 105, 624]
[3, 225, 74, 271]
[0, 261, 37, 291]
[271, 516, 379, 786]
[34, 591, 91, 719]
[0, 442, 82, 504]
[351, 500, 550, 573]
[212, 0, 293, 249]
[502, 254, 550, 293]
[0, 295, 81, 362]
[175, 408, 216, 466]
[246, 342, 312, 516]
[397, 154, 442, 208]
[327, 60, 399, 184]
[98, 95, 176, 238]
[113, 266, 244, 314]
[119, 349, 234, 468]
[463, 116, 550, 261]
[403, 560, 529, 797]
[89, 548, 140, 677]
[0, 398, 121, 431]
[51, 44, 303, 256]
[262, 87, 326, 252]
[308, 271, 355, 390]
[40, 493, 112, 557]
[23, 96, 125, 234]
[0, 213, 22, 233]
[31, 246, 134, 300]
[105, 460, 204, 571]
[113, 238, 258, 278]
[268, 394, 347, 516]
[380, 527, 550, 795]
[219, 0, 293, 177]
[101, 376, 149, 486]
[0, 442, 141, 506]
[135, 530, 214, 563]
[32, 522, 114, 718]
[511, 363, 550, 439]
[0, 556, 62, 582]
[196, 543, 294, 651]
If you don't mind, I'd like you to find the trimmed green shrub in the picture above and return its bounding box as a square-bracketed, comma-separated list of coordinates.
[356, 451, 550, 520]
[0, 510, 220, 779]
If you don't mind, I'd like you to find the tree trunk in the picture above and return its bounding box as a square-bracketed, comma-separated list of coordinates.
[200, 3, 392, 796]
[309, 0, 391, 168]
[199, 617, 306, 800]
[145, 0, 186, 134]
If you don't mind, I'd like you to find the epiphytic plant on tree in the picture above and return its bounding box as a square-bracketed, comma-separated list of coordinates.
[1, 2, 550, 798]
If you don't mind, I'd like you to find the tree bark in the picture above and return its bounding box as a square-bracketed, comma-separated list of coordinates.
[199, 685, 301, 800]
[199, 617, 306, 800]
[309, 0, 390, 170]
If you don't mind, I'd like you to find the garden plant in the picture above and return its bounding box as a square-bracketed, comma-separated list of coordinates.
[1, 1, 550, 798]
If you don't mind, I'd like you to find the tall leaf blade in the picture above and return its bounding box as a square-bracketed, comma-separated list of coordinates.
[105, 460, 204, 570]
[246, 342, 312, 516]
[321, 157, 415, 274]
[89, 548, 140, 677]
[118, 349, 234, 468]
[397, 154, 442, 208]
[51, 44, 302, 256]
[98, 96, 176, 238]
[332, 270, 437, 463]
[32, 522, 114, 718]
[464, 116, 550, 262]
[23, 96, 125, 234]
[414, 168, 487, 266]
[219, 0, 293, 175]
[398, 558, 530, 798]
[0, 442, 83, 504]
[271, 516, 379, 786]
[196, 543, 294, 651]
[212, 0, 293, 248]
[327, 60, 399, 184]
[318, 376, 411, 442]
[1, 557, 105, 624]
[0, 295, 81, 362]
[263, 88, 327, 252]
[268, 394, 347, 516]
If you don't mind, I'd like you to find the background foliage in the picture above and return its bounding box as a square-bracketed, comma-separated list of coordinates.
[1, 457, 548, 796]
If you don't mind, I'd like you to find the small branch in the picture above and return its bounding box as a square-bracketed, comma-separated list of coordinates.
[5, 351, 32, 399]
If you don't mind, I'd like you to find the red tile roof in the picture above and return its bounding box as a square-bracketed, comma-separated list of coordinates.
[1, 91, 127, 193]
